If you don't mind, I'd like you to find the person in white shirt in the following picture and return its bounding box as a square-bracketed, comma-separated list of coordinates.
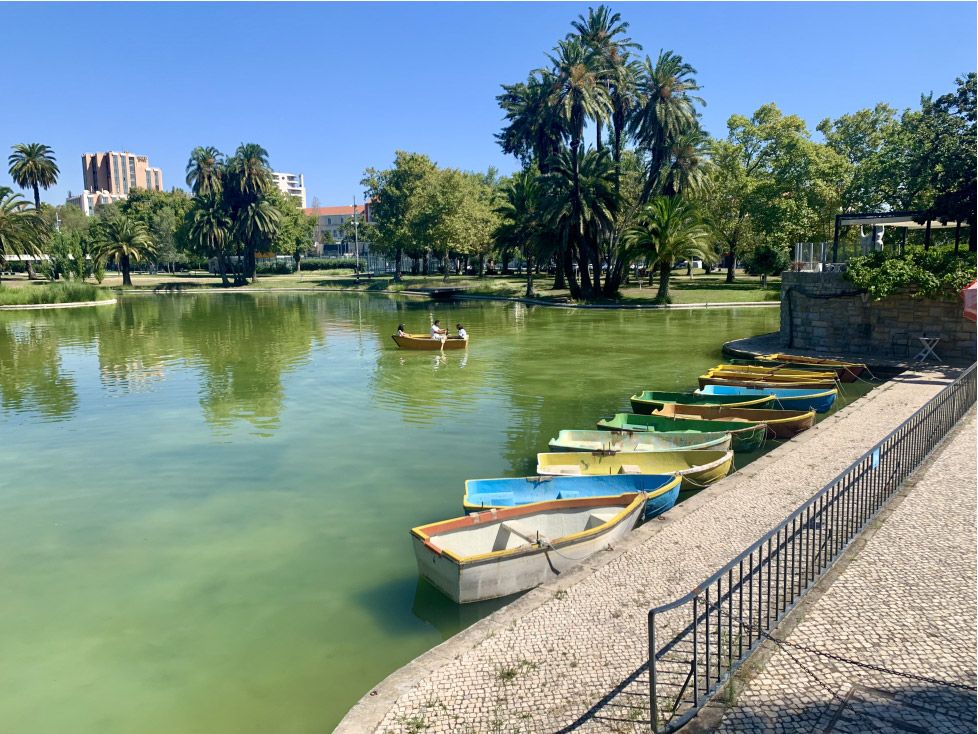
[396, 323, 408, 338]
[456, 323, 468, 340]
[430, 320, 447, 341]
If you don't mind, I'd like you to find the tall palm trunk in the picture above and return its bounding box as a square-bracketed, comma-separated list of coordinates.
[655, 260, 671, 302]
[525, 255, 534, 297]
[25, 180, 40, 279]
[217, 251, 229, 286]
[552, 254, 565, 289]
[121, 253, 132, 287]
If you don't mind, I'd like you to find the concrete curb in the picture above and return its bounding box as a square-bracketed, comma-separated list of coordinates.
[332, 372, 923, 733]
[0, 298, 116, 311]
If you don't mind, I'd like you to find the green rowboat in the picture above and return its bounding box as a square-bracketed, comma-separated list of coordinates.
[597, 412, 767, 453]
[629, 390, 775, 415]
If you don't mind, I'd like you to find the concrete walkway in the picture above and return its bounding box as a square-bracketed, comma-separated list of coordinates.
[715, 411, 977, 734]
[336, 369, 960, 734]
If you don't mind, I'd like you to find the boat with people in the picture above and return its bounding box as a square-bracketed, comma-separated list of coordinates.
[629, 389, 774, 414]
[535, 450, 733, 489]
[652, 404, 816, 439]
[696, 384, 838, 413]
[596, 413, 768, 452]
[462, 473, 681, 518]
[412, 493, 648, 603]
[391, 333, 468, 350]
[549, 429, 732, 453]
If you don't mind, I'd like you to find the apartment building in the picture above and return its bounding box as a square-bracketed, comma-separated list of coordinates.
[303, 203, 372, 255]
[272, 171, 307, 208]
[82, 151, 163, 196]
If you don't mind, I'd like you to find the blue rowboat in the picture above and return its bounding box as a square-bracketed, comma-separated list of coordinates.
[696, 384, 837, 414]
[463, 474, 682, 521]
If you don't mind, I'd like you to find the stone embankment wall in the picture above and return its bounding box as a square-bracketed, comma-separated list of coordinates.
[780, 271, 976, 363]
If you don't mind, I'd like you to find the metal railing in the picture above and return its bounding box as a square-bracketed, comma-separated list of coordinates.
[647, 363, 977, 733]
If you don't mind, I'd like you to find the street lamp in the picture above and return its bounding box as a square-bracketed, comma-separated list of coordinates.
[352, 196, 360, 273]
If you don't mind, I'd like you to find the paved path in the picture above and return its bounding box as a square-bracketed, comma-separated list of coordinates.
[715, 411, 977, 734]
[337, 370, 959, 734]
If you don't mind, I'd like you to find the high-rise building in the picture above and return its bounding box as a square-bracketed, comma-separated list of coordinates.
[272, 171, 307, 208]
[82, 151, 163, 196]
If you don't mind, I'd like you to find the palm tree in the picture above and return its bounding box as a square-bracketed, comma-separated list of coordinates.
[8, 143, 59, 210]
[541, 148, 618, 299]
[630, 51, 705, 202]
[225, 143, 273, 282]
[547, 37, 612, 294]
[658, 125, 713, 197]
[8, 144, 58, 279]
[497, 71, 567, 173]
[496, 169, 546, 297]
[628, 196, 711, 303]
[0, 188, 46, 282]
[185, 146, 225, 197]
[232, 198, 280, 284]
[92, 215, 156, 287]
[189, 196, 232, 286]
[227, 143, 272, 197]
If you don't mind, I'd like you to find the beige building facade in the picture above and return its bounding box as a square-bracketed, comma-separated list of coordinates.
[82, 151, 163, 196]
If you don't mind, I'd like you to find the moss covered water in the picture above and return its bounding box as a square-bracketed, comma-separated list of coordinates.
[0, 293, 780, 733]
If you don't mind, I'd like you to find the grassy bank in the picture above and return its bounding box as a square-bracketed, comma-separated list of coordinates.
[0, 281, 115, 306]
[0, 270, 782, 306]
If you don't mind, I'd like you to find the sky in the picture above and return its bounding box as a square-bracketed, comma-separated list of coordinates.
[0, 2, 975, 208]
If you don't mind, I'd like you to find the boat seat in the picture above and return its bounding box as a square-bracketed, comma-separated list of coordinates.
[617, 464, 643, 474]
[500, 520, 547, 546]
[584, 514, 606, 530]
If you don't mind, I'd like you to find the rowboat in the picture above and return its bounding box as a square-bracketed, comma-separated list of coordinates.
[710, 364, 839, 381]
[629, 390, 774, 414]
[597, 413, 767, 453]
[549, 429, 732, 453]
[392, 333, 468, 350]
[413, 494, 646, 603]
[726, 358, 863, 383]
[698, 374, 839, 391]
[535, 450, 733, 490]
[462, 474, 681, 519]
[653, 404, 816, 439]
[696, 384, 838, 414]
[755, 353, 866, 382]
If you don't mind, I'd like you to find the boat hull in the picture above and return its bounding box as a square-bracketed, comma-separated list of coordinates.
[629, 390, 774, 415]
[392, 333, 468, 350]
[755, 353, 866, 382]
[696, 385, 838, 414]
[413, 495, 646, 603]
[699, 375, 838, 391]
[535, 450, 733, 490]
[549, 429, 732, 453]
[653, 404, 816, 439]
[596, 413, 767, 453]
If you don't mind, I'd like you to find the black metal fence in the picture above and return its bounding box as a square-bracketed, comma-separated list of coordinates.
[647, 363, 977, 733]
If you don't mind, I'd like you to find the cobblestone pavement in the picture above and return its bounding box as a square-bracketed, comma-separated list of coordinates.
[337, 370, 959, 734]
[715, 411, 977, 734]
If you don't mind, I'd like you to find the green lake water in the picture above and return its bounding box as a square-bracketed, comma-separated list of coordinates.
[0, 293, 782, 733]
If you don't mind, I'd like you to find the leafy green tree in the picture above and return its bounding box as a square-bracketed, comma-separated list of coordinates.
[119, 189, 193, 272]
[188, 195, 232, 286]
[496, 168, 546, 296]
[8, 143, 58, 278]
[225, 143, 278, 283]
[91, 215, 156, 286]
[268, 188, 316, 269]
[0, 187, 47, 281]
[361, 151, 437, 281]
[627, 196, 711, 303]
[742, 243, 789, 287]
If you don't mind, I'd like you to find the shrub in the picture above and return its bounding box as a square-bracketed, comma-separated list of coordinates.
[255, 260, 294, 275]
[297, 257, 360, 271]
[846, 246, 977, 300]
[0, 282, 114, 306]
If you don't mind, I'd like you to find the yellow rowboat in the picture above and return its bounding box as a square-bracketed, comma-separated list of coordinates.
[705, 368, 839, 386]
[653, 404, 816, 439]
[535, 449, 733, 490]
[392, 333, 468, 350]
[710, 364, 838, 381]
[699, 374, 839, 391]
[755, 353, 866, 382]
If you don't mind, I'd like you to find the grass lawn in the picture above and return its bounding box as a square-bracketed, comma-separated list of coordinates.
[0, 269, 782, 306]
[0, 281, 115, 306]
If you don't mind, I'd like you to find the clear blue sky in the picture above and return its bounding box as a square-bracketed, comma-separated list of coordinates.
[1, 2, 974, 207]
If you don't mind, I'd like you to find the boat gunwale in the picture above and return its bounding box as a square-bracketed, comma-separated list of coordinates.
[597, 414, 769, 438]
[533, 450, 734, 478]
[699, 375, 839, 391]
[629, 392, 774, 409]
[416, 492, 649, 565]
[654, 406, 816, 426]
[548, 430, 731, 453]
[695, 386, 839, 400]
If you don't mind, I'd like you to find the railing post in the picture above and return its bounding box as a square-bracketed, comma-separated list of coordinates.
[649, 609, 658, 734]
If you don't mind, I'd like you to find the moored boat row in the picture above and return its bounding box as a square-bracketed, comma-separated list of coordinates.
[410, 352, 873, 604]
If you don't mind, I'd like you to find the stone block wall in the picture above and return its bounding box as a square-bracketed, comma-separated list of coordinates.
[780, 271, 976, 363]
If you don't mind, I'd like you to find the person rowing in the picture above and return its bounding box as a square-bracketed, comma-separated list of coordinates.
[430, 320, 448, 341]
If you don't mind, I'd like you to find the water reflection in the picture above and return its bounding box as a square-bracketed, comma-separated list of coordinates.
[0, 321, 78, 419]
[410, 578, 517, 640]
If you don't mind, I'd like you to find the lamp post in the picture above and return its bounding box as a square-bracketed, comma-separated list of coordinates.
[353, 196, 360, 273]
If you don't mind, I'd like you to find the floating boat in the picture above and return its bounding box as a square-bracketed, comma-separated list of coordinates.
[699, 374, 839, 391]
[754, 353, 866, 382]
[710, 364, 839, 381]
[726, 357, 862, 383]
[462, 474, 680, 518]
[653, 404, 816, 439]
[535, 450, 733, 490]
[596, 413, 767, 453]
[696, 384, 838, 414]
[413, 494, 647, 603]
[549, 429, 732, 453]
[629, 390, 774, 415]
[392, 333, 468, 350]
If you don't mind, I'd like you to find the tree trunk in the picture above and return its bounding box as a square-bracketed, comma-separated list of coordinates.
[478, 254, 485, 278]
[443, 249, 450, 282]
[655, 261, 671, 302]
[394, 246, 403, 282]
[501, 249, 510, 275]
[725, 241, 737, 284]
[562, 248, 580, 299]
[422, 252, 429, 275]
[121, 254, 132, 287]
[217, 253, 229, 286]
[761, 273, 768, 288]
[525, 255, 534, 297]
[553, 255, 565, 290]
[687, 261, 693, 277]
[27, 182, 39, 280]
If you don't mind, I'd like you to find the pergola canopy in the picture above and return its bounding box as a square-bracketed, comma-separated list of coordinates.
[837, 210, 969, 230]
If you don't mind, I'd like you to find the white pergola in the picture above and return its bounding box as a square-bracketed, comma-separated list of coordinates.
[833, 210, 970, 260]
